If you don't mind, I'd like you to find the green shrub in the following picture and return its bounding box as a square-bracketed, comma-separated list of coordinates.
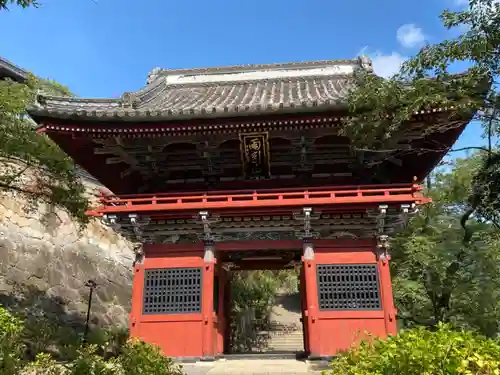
[52, 326, 82, 361]
[118, 339, 184, 375]
[25, 346, 120, 375]
[23, 340, 184, 375]
[23, 352, 66, 375]
[0, 303, 182, 375]
[86, 327, 129, 359]
[69, 345, 119, 375]
[327, 323, 500, 375]
[0, 305, 25, 375]
[22, 315, 59, 359]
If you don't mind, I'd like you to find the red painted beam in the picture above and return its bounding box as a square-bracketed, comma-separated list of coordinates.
[230, 261, 297, 270]
[87, 184, 430, 216]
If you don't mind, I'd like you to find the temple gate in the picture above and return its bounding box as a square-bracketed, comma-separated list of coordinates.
[28, 57, 471, 360]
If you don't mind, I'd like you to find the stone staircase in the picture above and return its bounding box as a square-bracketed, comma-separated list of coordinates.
[258, 293, 304, 353]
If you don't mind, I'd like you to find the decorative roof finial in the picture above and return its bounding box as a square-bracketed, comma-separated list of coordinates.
[119, 92, 140, 109]
[146, 67, 162, 85]
[358, 56, 373, 73]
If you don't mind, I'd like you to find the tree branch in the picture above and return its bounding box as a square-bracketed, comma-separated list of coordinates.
[0, 181, 49, 201]
[450, 146, 491, 153]
[1, 165, 30, 186]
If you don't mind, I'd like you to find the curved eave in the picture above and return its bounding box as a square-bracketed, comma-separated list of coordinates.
[0, 57, 29, 82]
[29, 105, 472, 135]
[27, 100, 348, 123]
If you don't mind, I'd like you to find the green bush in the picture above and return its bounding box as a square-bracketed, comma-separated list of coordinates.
[23, 340, 184, 375]
[327, 323, 500, 375]
[69, 345, 119, 375]
[0, 305, 25, 375]
[22, 353, 65, 375]
[85, 327, 129, 359]
[0, 304, 183, 375]
[22, 315, 64, 359]
[25, 346, 119, 375]
[119, 339, 184, 375]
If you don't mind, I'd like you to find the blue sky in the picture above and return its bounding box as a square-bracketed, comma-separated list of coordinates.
[0, 0, 481, 152]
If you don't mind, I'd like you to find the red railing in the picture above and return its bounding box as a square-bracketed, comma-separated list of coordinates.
[106, 183, 417, 199]
[87, 184, 430, 216]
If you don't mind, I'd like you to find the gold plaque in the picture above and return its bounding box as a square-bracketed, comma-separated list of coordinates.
[239, 132, 271, 179]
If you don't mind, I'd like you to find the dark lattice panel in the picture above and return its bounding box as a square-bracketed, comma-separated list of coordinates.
[317, 264, 381, 310]
[143, 268, 202, 314]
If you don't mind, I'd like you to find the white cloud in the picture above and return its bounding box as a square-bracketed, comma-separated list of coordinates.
[358, 47, 408, 78]
[396, 24, 426, 49]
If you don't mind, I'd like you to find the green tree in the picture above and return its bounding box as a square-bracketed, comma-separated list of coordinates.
[342, 0, 500, 228]
[0, 74, 90, 223]
[340, 0, 500, 337]
[392, 155, 500, 336]
[0, 0, 38, 10]
[1, 1, 90, 223]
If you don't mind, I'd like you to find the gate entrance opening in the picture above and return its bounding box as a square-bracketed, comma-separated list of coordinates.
[227, 268, 303, 355]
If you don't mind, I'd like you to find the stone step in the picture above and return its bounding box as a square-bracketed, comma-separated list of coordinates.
[262, 340, 303, 347]
[181, 359, 327, 375]
[259, 330, 304, 339]
[261, 329, 304, 352]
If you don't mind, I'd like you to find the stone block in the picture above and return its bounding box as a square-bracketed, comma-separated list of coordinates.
[0, 188, 134, 328]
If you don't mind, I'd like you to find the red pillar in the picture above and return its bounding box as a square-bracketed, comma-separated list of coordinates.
[302, 257, 320, 357]
[129, 262, 145, 338]
[378, 256, 397, 335]
[201, 258, 215, 358]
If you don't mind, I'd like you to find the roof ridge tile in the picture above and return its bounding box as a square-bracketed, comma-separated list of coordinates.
[28, 57, 371, 122]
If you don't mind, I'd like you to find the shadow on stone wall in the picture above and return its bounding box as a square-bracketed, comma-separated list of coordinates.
[1, 282, 89, 360]
[0, 181, 134, 333]
[0, 282, 89, 327]
[0, 279, 130, 361]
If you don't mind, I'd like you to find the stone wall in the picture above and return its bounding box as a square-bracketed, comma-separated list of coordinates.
[0, 179, 134, 329]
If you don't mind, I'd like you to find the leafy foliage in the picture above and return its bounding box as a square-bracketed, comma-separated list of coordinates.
[342, 0, 500, 226]
[24, 341, 185, 375]
[119, 339, 184, 375]
[327, 324, 500, 375]
[0, 74, 90, 224]
[0, 0, 38, 10]
[229, 270, 298, 352]
[391, 154, 500, 336]
[0, 306, 25, 375]
[339, 70, 482, 151]
[0, 306, 184, 375]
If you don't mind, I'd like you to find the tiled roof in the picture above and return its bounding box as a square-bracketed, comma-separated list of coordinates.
[0, 56, 29, 82]
[28, 57, 373, 122]
[76, 167, 102, 186]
